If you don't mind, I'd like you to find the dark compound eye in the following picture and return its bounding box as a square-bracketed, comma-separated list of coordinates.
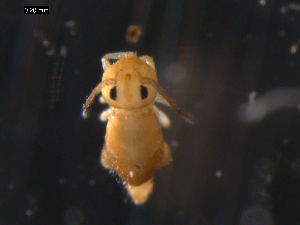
[140, 85, 148, 100]
[110, 86, 117, 100]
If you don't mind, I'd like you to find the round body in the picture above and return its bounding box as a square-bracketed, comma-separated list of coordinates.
[101, 105, 167, 186]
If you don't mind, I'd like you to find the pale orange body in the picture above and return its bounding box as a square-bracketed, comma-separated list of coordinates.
[102, 106, 170, 186]
[83, 52, 195, 204]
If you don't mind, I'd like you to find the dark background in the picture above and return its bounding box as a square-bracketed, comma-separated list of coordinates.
[1, 0, 300, 224]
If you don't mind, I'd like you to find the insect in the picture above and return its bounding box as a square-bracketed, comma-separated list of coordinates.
[83, 52, 196, 204]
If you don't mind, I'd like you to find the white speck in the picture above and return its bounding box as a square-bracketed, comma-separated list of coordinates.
[88, 179, 95, 185]
[265, 175, 272, 183]
[129, 171, 134, 178]
[8, 184, 14, 190]
[291, 158, 300, 177]
[60, 44, 67, 56]
[64, 20, 76, 28]
[283, 138, 289, 144]
[58, 178, 65, 184]
[42, 40, 50, 47]
[215, 170, 222, 178]
[280, 7, 287, 14]
[259, 0, 266, 6]
[206, 32, 213, 38]
[279, 31, 285, 37]
[46, 47, 55, 56]
[170, 140, 179, 148]
[64, 20, 76, 36]
[248, 91, 257, 103]
[25, 209, 33, 216]
[81, 110, 88, 119]
[290, 45, 298, 54]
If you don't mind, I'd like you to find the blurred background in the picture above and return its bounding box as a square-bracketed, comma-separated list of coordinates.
[1, 0, 300, 224]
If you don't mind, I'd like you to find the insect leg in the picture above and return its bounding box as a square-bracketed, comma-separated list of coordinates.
[153, 105, 171, 128]
[99, 95, 106, 104]
[99, 107, 112, 122]
[139, 55, 155, 69]
[101, 52, 135, 71]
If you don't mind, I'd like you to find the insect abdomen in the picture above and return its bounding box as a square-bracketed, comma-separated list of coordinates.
[103, 107, 166, 186]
